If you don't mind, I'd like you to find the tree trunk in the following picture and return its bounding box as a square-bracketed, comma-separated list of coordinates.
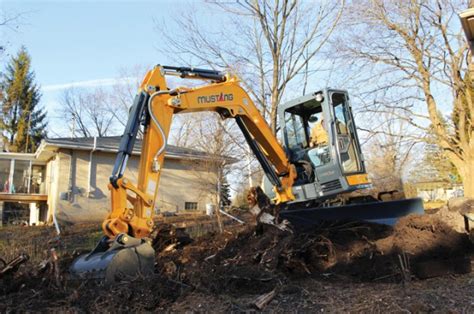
[270, 101, 278, 135]
[459, 159, 474, 198]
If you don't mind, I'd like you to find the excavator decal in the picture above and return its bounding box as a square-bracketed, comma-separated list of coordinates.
[197, 92, 234, 103]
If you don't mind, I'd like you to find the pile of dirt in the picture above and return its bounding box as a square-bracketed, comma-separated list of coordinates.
[153, 212, 472, 296]
[1, 208, 473, 311]
[378, 213, 472, 278]
[425, 200, 472, 233]
[382, 214, 469, 256]
[1, 271, 185, 312]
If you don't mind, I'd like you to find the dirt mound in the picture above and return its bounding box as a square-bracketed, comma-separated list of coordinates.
[154, 212, 472, 292]
[383, 214, 472, 278]
[447, 197, 474, 214]
[1, 272, 184, 312]
[389, 214, 469, 255]
[429, 204, 469, 233]
[1, 210, 473, 311]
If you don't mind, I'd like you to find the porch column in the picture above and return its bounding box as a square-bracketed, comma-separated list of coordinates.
[29, 202, 39, 226]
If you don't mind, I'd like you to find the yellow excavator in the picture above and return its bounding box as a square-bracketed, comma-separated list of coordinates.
[70, 65, 423, 282]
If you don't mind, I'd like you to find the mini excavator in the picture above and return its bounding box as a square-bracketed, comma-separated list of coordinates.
[70, 65, 423, 282]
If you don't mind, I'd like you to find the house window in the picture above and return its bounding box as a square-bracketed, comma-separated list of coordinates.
[184, 202, 198, 210]
[0, 159, 10, 193]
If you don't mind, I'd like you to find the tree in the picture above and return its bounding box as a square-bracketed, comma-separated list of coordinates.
[109, 65, 149, 128]
[157, 0, 344, 133]
[0, 11, 24, 59]
[412, 142, 461, 183]
[362, 111, 417, 193]
[60, 88, 116, 138]
[338, 0, 474, 197]
[1, 47, 46, 152]
[1, 11, 25, 146]
[220, 177, 232, 207]
[177, 113, 241, 205]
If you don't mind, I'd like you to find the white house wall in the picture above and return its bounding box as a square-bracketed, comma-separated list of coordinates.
[50, 149, 218, 224]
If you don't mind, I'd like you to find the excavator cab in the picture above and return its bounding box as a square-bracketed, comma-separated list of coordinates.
[263, 89, 370, 203]
[269, 89, 424, 227]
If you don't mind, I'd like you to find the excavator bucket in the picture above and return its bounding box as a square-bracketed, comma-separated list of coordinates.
[70, 234, 155, 283]
[280, 198, 425, 230]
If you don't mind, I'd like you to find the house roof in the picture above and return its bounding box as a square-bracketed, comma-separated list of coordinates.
[35, 136, 235, 163]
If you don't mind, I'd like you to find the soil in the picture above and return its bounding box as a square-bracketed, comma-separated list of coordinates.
[0, 209, 473, 312]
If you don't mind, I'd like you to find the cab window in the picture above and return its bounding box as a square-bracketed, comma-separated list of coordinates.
[331, 93, 362, 173]
[284, 111, 307, 149]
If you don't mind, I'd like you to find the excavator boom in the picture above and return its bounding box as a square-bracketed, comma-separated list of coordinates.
[103, 65, 297, 239]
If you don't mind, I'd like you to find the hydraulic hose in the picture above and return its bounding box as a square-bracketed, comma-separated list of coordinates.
[147, 90, 170, 162]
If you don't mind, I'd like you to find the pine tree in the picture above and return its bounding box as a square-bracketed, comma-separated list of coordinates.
[410, 143, 461, 184]
[220, 178, 231, 207]
[1, 47, 47, 152]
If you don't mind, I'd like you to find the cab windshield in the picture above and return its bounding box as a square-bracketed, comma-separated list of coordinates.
[284, 98, 332, 168]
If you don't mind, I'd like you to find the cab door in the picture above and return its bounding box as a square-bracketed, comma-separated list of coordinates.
[330, 91, 364, 174]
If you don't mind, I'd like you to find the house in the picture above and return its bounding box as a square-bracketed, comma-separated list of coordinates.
[0, 136, 228, 226]
[415, 181, 464, 202]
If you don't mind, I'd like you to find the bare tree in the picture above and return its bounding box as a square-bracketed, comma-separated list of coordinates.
[174, 112, 246, 198]
[60, 88, 116, 138]
[109, 65, 150, 127]
[109, 65, 193, 141]
[170, 111, 262, 192]
[361, 110, 418, 193]
[337, 0, 474, 197]
[0, 11, 25, 58]
[1, 10, 26, 129]
[156, 0, 344, 133]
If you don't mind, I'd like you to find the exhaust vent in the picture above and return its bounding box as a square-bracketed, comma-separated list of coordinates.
[321, 179, 342, 193]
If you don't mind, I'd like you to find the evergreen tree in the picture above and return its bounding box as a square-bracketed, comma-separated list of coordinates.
[220, 178, 231, 207]
[410, 143, 461, 184]
[1, 47, 47, 152]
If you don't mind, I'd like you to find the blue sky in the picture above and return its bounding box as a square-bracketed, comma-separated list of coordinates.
[2, 0, 188, 131]
[1, 0, 457, 137]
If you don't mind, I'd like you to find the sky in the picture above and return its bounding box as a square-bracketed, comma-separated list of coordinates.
[1, 0, 189, 134]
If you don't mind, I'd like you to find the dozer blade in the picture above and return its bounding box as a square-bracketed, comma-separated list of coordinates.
[280, 198, 424, 230]
[70, 233, 155, 283]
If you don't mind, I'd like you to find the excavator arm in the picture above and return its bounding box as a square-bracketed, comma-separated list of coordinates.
[103, 65, 296, 239]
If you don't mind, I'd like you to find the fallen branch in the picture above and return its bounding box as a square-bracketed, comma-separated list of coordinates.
[253, 288, 277, 310]
[0, 253, 29, 278]
[219, 209, 245, 224]
[398, 252, 411, 283]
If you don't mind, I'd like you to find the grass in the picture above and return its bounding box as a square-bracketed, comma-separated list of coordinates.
[0, 212, 242, 265]
[0, 223, 102, 265]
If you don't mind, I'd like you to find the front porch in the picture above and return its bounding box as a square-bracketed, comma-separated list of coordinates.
[0, 152, 48, 226]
